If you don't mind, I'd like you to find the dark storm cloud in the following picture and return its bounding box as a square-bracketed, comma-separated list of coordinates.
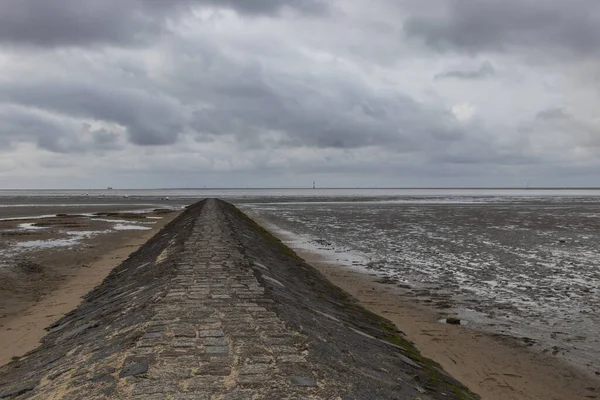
[0, 25, 481, 160]
[0, 57, 458, 154]
[435, 61, 495, 80]
[0, 0, 547, 184]
[142, 37, 468, 153]
[186, 63, 464, 152]
[404, 0, 600, 56]
[0, 0, 166, 47]
[0, 0, 327, 48]
[0, 81, 186, 145]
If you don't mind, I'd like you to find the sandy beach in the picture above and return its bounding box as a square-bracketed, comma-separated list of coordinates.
[0, 207, 180, 366]
[294, 246, 600, 400]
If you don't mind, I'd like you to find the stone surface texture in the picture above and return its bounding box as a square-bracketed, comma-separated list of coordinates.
[0, 199, 477, 399]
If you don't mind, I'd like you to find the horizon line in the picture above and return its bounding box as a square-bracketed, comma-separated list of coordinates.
[4, 187, 600, 191]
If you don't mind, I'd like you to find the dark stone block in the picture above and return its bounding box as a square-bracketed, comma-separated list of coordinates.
[55, 323, 96, 344]
[0, 381, 37, 398]
[289, 376, 317, 387]
[142, 332, 163, 339]
[89, 367, 117, 383]
[205, 346, 229, 354]
[119, 360, 149, 378]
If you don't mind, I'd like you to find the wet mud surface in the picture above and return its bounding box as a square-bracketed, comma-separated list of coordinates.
[242, 197, 600, 375]
[0, 208, 179, 323]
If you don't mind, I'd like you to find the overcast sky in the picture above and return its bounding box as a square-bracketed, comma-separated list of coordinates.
[0, 0, 599, 188]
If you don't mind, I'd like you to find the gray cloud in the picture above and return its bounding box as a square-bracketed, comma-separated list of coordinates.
[0, 81, 187, 146]
[536, 107, 571, 120]
[0, 106, 96, 153]
[530, 107, 600, 149]
[435, 61, 495, 80]
[195, 0, 327, 15]
[105, 35, 469, 154]
[0, 0, 327, 48]
[182, 55, 466, 152]
[0, 35, 474, 161]
[0, 0, 597, 188]
[404, 0, 600, 57]
[0, 0, 165, 47]
[87, 126, 122, 151]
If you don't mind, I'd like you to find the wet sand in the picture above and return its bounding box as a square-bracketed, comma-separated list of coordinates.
[0, 208, 179, 366]
[295, 247, 600, 400]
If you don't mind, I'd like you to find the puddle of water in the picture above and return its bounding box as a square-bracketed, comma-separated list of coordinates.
[92, 218, 154, 224]
[113, 224, 152, 231]
[18, 223, 46, 231]
[16, 230, 106, 249]
[0, 214, 57, 222]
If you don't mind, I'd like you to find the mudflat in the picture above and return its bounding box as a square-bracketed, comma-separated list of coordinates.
[293, 246, 600, 400]
[241, 198, 600, 399]
[0, 206, 179, 366]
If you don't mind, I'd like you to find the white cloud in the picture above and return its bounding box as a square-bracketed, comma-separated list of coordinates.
[451, 103, 476, 123]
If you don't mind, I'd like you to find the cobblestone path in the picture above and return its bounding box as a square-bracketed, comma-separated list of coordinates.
[119, 199, 327, 399]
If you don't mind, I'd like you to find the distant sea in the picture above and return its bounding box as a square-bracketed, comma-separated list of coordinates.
[4, 187, 600, 204]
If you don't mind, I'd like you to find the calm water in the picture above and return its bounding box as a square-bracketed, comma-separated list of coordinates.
[2, 188, 600, 373]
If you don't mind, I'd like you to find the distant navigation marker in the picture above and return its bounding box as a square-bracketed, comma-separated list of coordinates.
[313, 181, 316, 189]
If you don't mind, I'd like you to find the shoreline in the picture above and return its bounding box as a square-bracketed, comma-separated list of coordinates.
[0, 211, 179, 366]
[264, 222, 600, 400]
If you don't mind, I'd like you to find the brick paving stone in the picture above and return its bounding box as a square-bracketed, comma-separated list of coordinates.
[204, 346, 229, 354]
[171, 324, 196, 338]
[197, 329, 224, 337]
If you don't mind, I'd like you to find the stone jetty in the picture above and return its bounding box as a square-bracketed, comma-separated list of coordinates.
[0, 199, 478, 399]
